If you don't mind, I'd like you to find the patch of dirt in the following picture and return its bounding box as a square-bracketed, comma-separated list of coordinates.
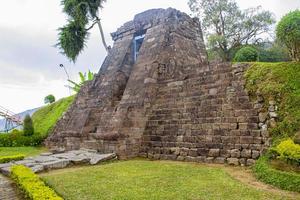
[224, 166, 300, 199]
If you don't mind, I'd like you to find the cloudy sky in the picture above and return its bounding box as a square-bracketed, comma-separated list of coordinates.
[0, 0, 299, 113]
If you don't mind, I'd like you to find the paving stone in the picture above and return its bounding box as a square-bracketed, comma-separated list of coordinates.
[40, 152, 53, 156]
[42, 159, 70, 170]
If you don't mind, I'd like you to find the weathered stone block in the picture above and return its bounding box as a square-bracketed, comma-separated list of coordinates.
[241, 149, 251, 158]
[230, 149, 240, 158]
[252, 150, 260, 159]
[227, 158, 239, 165]
[208, 149, 220, 157]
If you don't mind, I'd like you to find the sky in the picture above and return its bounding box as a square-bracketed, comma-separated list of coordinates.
[0, 0, 299, 113]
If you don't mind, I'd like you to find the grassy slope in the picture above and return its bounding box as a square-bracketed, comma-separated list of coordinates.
[32, 96, 74, 137]
[244, 62, 300, 140]
[42, 160, 293, 200]
[0, 147, 46, 157]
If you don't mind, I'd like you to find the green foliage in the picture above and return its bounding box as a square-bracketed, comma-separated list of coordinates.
[23, 115, 34, 136]
[57, 20, 88, 62]
[0, 154, 25, 163]
[11, 165, 63, 200]
[57, 0, 107, 62]
[276, 10, 300, 61]
[32, 96, 75, 137]
[0, 131, 43, 147]
[234, 46, 258, 62]
[257, 41, 291, 62]
[44, 94, 56, 104]
[245, 62, 300, 138]
[273, 139, 300, 164]
[188, 0, 275, 61]
[68, 70, 95, 92]
[253, 156, 300, 192]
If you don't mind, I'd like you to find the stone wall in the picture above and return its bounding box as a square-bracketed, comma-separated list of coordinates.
[46, 8, 269, 165]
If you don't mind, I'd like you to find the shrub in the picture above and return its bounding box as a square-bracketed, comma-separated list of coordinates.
[253, 156, 300, 192]
[23, 115, 34, 136]
[274, 139, 300, 164]
[233, 46, 258, 62]
[44, 94, 56, 104]
[0, 131, 44, 147]
[276, 9, 300, 61]
[0, 154, 25, 163]
[11, 165, 63, 200]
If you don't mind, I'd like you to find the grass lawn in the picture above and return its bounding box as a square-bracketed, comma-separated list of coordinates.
[41, 160, 297, 200]
[0, 146, 47, 157]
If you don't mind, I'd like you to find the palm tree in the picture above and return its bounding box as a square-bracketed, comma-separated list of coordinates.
[57, 0, 109, 62]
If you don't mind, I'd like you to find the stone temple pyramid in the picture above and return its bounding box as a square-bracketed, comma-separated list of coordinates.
[46, 8, 268, 165]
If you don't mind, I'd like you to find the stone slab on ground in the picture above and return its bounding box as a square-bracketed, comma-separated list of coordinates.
[0, 149, 116, 175]
[0, 174, 21, 200]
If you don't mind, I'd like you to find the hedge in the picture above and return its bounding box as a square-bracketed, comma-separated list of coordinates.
[0, 154, 25, 163]
[253, 156, 300, 192]
[11, 165, 63, 200]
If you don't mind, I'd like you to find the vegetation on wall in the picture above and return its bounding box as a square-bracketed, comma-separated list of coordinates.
[245, 62, 300, 139]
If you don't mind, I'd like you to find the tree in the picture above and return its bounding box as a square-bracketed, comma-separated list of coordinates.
[68, 70, 95, 92]
[44, 94, 56, 104]
[23, 114, 34, 136]
[233, 46, 258, 62]
[276, 10, 300, 61]
[188, 0, 275, 61]
[57, 0, 108, 62]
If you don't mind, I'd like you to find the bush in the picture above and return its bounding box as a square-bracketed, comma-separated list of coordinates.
[233, 46, 258, 62]
[0, 154, 25, 163]
[44, 94, 56, 104]
[11, 165, 63, 200]
[276, 10, 300, 61]
[23, 115, 34, 136]
[274, 139, 300, 164]
[0, 131, 44, 147]
[253, 156, 300, 192]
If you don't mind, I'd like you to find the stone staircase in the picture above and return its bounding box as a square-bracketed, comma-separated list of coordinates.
[141, 63, 265, 166]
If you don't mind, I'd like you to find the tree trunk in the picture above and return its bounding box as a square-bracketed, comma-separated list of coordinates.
[96, 19, 109, 52]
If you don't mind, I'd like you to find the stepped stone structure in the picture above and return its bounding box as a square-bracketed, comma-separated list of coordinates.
[46, 8, 269, 165]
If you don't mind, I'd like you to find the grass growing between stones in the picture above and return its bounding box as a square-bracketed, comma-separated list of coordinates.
[0, 147, 47, 157]
[41, 160, 296, 200]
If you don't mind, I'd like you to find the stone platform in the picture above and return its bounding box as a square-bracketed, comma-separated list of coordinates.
[0, 149, 116, 176]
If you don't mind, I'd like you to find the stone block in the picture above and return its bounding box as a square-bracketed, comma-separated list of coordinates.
[240, 136, 253, 144]
[205, 157, 214, 163]
[177, 156, 185, 161]
[42, 159, 70, 170]
[227, 158, 239, 165]
[188, 149, 198, 157]
[252, 150, 260, 159]
[90, 153, 116, 165]
[241, 149, 251, 158]
[246, 159, 256, 166]
[208, 149, 220, 157]
[230, 149, 240, 158]
[214, 157, 225, 164]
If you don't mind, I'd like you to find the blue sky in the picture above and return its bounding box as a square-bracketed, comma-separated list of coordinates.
[0, 0, 299, 113]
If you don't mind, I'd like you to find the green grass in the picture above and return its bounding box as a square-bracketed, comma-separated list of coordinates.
[245, 62, 300, 140]
[0, 147, 47, 157]
[42, 160, 294, 200]
[32, 96, 74, 137]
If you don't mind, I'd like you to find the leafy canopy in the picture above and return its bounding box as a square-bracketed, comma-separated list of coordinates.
[188, 0, 275, 61]
[57, 0, 107, 62]
[23, 115, 34, 136]
[44, 94, 56, 104]
[276, 9, 300, 61]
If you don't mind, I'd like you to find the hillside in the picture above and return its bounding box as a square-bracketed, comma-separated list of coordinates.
[32, 95, 75, 137]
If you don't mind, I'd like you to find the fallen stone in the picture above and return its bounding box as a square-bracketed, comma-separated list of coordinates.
[0, 167, 11, 176]
[42, 159, 70, 170]
[40, 152, 53, 156]
[30, 165, 44, 173]
[69, 156, 90, 164]
[33, 156, 59, 163]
